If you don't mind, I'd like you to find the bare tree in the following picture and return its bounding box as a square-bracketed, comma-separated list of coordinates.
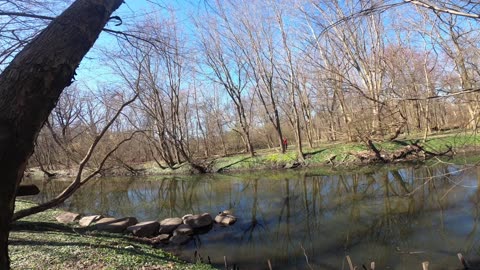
[0, 0, 123, 267]
[424, 12, 480, 131]
[0, 1, 72, 70]
[196, 13, 255, 157]
[222, 0, 288, 153]
[271, 1, 305, 161]
[13, 91, 138, 220]
[405, 0, 480, 19]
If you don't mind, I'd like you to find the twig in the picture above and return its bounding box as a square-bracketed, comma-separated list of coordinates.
[346, 255, 354, 270]
[405, 177, 434, 197]
[299, 243, 314, 270]
[458, 253, 470, 269]
[405, 0, 480, 19]
[267, 259, 273, 270]
[441, 177, 466, 200]
[422, 261, 429, 270]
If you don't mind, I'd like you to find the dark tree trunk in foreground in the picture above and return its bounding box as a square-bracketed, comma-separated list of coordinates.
[0, 0, 123, 268]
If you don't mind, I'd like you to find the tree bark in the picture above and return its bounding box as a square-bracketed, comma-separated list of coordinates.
[0, 0, 123, 268]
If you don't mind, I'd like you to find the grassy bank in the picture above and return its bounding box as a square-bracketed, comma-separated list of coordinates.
[9, 201, 215, 270]
[26, 131, 480, 177]
[174, 131, 480, 174]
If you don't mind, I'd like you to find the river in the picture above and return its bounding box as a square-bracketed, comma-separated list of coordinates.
[22, 162, 480, 269]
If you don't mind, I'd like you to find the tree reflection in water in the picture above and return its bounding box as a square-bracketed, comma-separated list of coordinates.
[22, 163, 480, 269]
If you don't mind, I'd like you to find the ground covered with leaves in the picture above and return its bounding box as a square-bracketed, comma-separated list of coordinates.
[9, 201, 215, 270]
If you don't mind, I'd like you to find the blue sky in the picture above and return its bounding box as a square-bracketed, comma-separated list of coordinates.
[75, 0, 201, 91]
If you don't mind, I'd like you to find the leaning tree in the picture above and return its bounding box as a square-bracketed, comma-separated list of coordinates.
[0, 0, 123, 268]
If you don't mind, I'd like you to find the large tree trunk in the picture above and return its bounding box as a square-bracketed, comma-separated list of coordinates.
[0, 0, 123, 268]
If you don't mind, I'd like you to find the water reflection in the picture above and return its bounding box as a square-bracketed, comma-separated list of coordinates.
[23, 164, 480, 269]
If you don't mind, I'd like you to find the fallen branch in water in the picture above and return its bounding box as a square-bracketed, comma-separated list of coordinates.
[355, 139, 453, 164]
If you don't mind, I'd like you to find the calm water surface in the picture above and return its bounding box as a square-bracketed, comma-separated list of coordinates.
[23, 163, 480, 269]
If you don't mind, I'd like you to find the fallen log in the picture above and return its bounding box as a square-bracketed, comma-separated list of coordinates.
[355, 140, 453, 164]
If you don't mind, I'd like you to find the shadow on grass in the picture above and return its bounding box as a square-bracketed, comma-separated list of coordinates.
[391, 139, 417, 146]
[10, 238, 175, 262]
[304, 149, 326, 157]
[10, 221, 178, 263]
[12, 221, 75, 232]
[217, 157, 252, 172]
[13, 221, 138, 241]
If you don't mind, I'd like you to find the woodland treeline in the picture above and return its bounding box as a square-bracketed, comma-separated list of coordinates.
[5, 1, 480, 172]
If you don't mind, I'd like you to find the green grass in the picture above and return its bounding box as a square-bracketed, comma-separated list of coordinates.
[82, 131, 480, 176]
[204, 132, 480, 173]
[10, 201, 215, 270]
[263, 152, 297, 163]
[423, 133, 480, 152]
[303, 142, 368, 164]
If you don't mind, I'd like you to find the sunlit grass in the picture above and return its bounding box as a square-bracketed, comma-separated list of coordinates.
[209, 132, 480, 172]
[423, 133, 480, 152]
[263, 152, 296, 163]
[10, 201, 214, 270]
[135, 131, 480, 174]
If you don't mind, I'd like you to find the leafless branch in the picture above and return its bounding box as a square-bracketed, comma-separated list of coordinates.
[405, 0, 480, 19]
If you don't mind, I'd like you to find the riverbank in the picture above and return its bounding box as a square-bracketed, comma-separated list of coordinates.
[98, 131, 480, 174]
[26, 131, 480, 178]
[9, 201, 215, 270]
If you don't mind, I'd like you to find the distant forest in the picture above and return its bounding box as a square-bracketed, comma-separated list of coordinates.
[4, 0, 480, 170]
